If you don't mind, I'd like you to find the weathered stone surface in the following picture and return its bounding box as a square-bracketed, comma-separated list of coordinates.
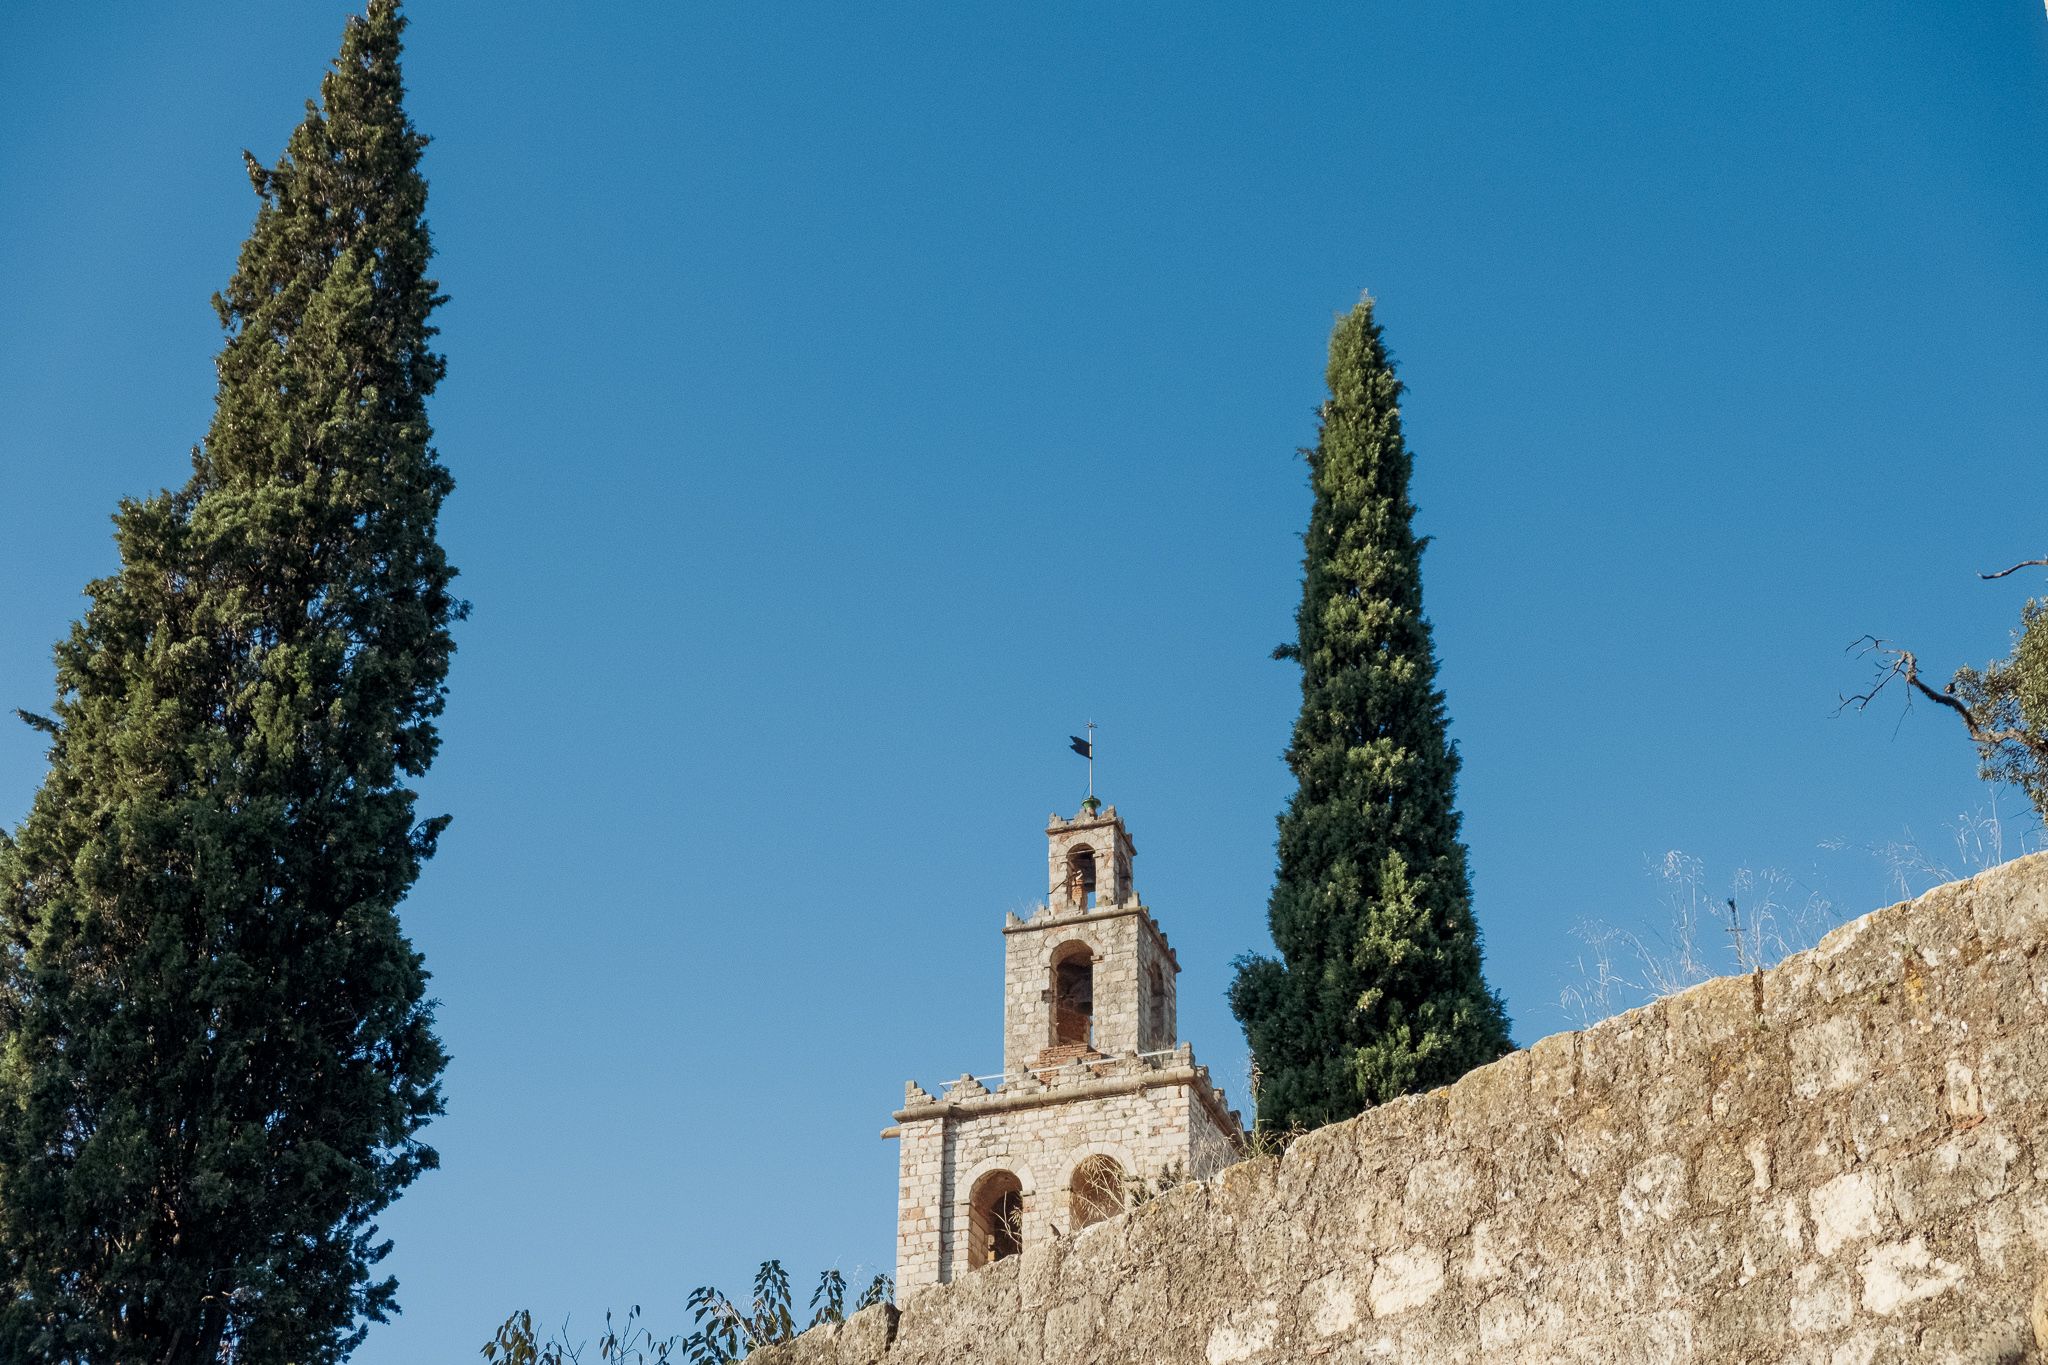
[2032, 1269, 2048, 1352]
[748, 1304, 898, 1365]
[759, 854, 2048, 1364]
[893, 805, 1245, 1291]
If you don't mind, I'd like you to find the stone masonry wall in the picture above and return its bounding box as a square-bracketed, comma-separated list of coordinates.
[895, 1071, 1241, 1289]
[1046, 808, 1136, 912]
[1001, 906, 1178, 1072]
[759, 855, 2048, 1364]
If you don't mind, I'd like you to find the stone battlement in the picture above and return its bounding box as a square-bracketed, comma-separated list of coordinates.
[894, 1045, 1241, 1131]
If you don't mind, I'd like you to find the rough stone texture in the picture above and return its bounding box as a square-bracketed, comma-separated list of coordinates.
[774, 854, 2048, 1364]
[894, 1054, 1244, 1288]
[1006, 805, 1173, 1070]
[1000, 895, 1178, 1071]
[1044, 807, 1137, 914]
[895, 805, 1244, 1292]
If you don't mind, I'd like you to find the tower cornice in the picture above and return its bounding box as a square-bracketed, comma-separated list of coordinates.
[1000, 902, 1180, 972]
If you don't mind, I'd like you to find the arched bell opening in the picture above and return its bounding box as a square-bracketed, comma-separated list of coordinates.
[1065, 844, 1097, 910]
[1068, 1155, 1125, 1232]
[1050, 940, 1095, 1049]
[967, 1169, 1025, 1269]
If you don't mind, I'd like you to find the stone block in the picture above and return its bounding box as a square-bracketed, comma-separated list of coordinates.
[1858, 1235, 1966, 1316]
[1476, 1291, 1564, 1353]
[1366, 1245, 1445, 1317]
[1788, 1261, 1856, 1335]
[1617, 1151, 1689, 1237]
[1651, 1213, 1741, 1302]
[1886, 1126, 2021, 1224]
[1791, 1014, 1872, 1100]
[1978, 1027, 2048, 1117]
[1665, 969, 1759, 1050]
[1400, 1154, 1483, 1239]
[1524, 1029, 1578, 1113]
[1964, 853, 2048, 947]
[1916, 1313, 2037, 1365]
[1561, 1107, 1641, 1183]
[1444, 1047, 1528, 1139]
[834, 1305, 899, 1365]
[1810, 1169, 1882, 1258]
[1763, 1108, 1851, 1199]
[1846, 1070, 1938, 1159]
[1693, 1135, 1759, 1211]
[1807, 909, 1912, 1007]
[1731, 1195, 1805, 1285]
[1707, 1040, 1790, 1128]
[1993, 945, 2048, 1022]
[1577, 1001, 1668, 1098]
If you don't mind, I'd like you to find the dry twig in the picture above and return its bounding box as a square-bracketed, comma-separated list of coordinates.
[1839, 637, 2030, 750]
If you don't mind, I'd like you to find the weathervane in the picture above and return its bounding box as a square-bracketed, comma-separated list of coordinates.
[1069, 722, 1097, 810]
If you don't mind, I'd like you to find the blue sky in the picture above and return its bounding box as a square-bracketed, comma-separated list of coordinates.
[2, 2, 2044, 1359]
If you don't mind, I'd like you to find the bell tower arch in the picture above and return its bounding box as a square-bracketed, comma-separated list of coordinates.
[889, 799, 1245, 1296]
[1003, 805, 1177, 1071]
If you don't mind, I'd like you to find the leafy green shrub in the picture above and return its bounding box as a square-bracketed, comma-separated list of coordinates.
[484, 1264, 893, 1365]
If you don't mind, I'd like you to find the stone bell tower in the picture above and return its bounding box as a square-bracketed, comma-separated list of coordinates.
[887, 802, 1244, 1296]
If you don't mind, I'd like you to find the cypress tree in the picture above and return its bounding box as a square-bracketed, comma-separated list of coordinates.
[1231, 296, 1511, 1132]
[0, 4, 456, 1360]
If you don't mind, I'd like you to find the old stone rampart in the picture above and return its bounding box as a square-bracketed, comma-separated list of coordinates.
[757, 855, 2048, 1364]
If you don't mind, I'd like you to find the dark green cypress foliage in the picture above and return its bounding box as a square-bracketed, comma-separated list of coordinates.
[0, 4, 456, 1360]
[1230, 297, 1511, 1132]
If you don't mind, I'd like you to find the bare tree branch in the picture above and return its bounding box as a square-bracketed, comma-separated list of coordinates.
[1838, 637, 1981, 737]
[1979, 557, 2048, 581]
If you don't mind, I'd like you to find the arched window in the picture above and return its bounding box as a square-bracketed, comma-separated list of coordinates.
[1051, 941, 1095, 1049]
[968, 1170, 1025, 1269]
[1065, 845, 1097, 910]
[1069, 1155, 1125, 1232]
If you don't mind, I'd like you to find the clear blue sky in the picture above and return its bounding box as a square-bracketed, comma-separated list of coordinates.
[2, 2, 2044, 1359]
